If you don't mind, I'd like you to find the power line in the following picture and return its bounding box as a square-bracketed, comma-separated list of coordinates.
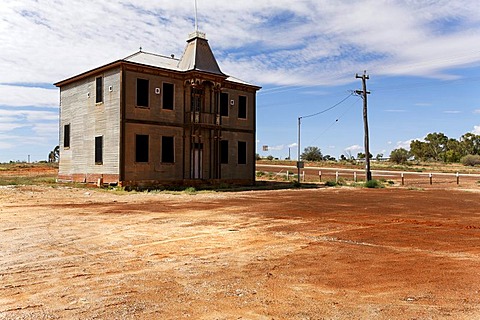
[307, 96, 361, 146]
[300, 92, 354, 119]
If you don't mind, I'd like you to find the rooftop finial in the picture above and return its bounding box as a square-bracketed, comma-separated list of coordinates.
[194, 0, 198, 32]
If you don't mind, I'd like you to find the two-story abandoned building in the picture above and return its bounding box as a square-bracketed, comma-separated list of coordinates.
[54, 31, 260, 187]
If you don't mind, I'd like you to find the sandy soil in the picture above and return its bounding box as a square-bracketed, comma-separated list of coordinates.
[1, 182, 480, 319]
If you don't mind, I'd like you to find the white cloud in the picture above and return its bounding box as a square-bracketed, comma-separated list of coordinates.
[473, 126, 480, 135]
[443, 110, 461, 114]
[288, 143, 298, 148]
[473, 110, 480, 114]
[1, 1, 480, 87]
[0, 85, 58, 107]
[344, 145, 362, 152]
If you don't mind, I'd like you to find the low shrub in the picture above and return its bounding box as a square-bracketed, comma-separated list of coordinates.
[325, 180, 337, 187]
[364, 179, 384, 188]
[256, 171, 266, 177]
[184, 187, 197, 194]
[461, 154, 480, 166]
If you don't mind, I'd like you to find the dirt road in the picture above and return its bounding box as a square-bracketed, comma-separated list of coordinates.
[1, 185, 480, 319]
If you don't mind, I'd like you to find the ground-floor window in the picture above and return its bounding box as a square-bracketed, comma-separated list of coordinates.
[238, 141, 247, 164]
[63, 124, 70, 148]
[95, 136, 103, 164]
[162, 136, 174, 163]
[220, 140, 228, 164]
[136, 134, 149, 162]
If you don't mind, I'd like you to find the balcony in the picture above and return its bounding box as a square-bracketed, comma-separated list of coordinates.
[185, 111, 221, 127]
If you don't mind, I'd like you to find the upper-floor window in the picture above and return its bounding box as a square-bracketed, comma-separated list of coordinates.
[238, 141, 247, 164]
[238, 95, 247, 119]
[137, 78, 149, 107]
[95, 136, 103, 165]
[163, 82, 174, 110]
[220, 92, 229, 117]
[191, 87, 203, 112]
[95, 76, 103, 103]
[64, 124, 70, 148]
[162, 136, 175, 163]
[135, 134, 149, 163]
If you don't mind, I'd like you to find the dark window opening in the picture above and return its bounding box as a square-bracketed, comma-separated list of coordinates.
[162, 136, 175, 163]
[238, 141, 247, 164]
[137, 78, 149, 107]
[95, 136, 103, 164]
[64, 124, 70, 148]
[95, 76, 103, 103]
[220, 140, 229, 164]
[238, 95, 247, 119]
[220, 92, 229, 117]
[163, 83, 174, 110]
[135, 134, 149, 163]
[191, 88, 203, 112]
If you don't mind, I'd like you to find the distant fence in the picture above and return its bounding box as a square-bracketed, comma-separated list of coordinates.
[256, 164, 480, 186]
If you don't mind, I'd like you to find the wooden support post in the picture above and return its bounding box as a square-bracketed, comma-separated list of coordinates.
[456, 172, 459, 185]
[319, 171, 322, 182]
[354, 171, 357, 183]
[401, 173, 404, 186]
[429, 173, 433, 185]
[335, 171, 339, 183]
[302, 171, 305, 182]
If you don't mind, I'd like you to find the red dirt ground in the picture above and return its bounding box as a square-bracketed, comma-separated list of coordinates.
[1, 181, 480, 319]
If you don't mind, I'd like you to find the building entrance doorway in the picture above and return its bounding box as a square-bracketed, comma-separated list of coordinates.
[191, 143, 203, 179]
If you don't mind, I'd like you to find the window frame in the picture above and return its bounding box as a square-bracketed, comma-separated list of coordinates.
[238, 95, 247, 119]
[95, 136, 103, 165]
[220, 140, 229, 164]
[162, 82, 174, 110]
[161, 136, 175, 163]
[238, 141, 247, 165]
[135, 134, 149, 163]
[136, 78, 149, 108]
[63, 124, 70, 149]
[220, 92, 229, 117]
[95, 76, 103, 104]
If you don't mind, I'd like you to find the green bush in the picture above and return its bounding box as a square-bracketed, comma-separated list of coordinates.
[364, 179, 384, 188]
[325, 180, 337, 187]
[389, 148, 410, 164]
[256, 171, 266, 177]
[184, 187, 197, 194]
[461, 154, 480, 166]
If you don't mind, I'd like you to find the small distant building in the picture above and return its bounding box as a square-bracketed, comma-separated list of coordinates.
[54, 31, 260, 187]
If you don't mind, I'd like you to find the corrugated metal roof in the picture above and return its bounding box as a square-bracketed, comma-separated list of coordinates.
[123, 51, 180, 71]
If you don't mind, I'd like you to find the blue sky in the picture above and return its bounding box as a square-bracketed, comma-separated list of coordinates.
[1, 0, 479, 162]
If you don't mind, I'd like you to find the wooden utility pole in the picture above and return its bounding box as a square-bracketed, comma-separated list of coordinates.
[355, 71, 372, 181]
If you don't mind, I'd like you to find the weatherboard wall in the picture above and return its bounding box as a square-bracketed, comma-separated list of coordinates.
[58, 68, 121, 182]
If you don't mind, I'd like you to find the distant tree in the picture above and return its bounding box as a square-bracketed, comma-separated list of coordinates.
[301, 146, 323, 161]
[425, 132, 448, 161]
[375, 153, 384, 161]
[256, 153, 261, 161]
[444, 139, 463, 163]
[323, 154, 336, 161]
[340, 154, 347, 161]
[389, 148, 410, 164]
[460, 133, 480, 155]
[409, 139, 429, 161]
[266, 155, 274, 161]
[357, 152, 372, 159]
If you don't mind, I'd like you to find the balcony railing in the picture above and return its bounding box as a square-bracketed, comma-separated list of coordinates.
[185, 112, 221, 126]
